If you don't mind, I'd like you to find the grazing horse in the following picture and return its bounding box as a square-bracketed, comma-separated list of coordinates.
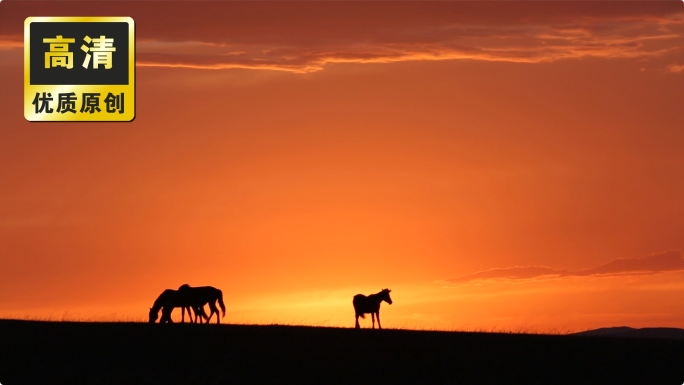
[148, 289, 207, 324]
[353, 289, 392, 329]
[160, 284, 226, 324]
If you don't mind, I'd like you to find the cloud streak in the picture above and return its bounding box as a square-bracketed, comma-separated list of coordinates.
[134, 13, 684, 73]
[2, 2, 682, 73]
[440, 250, 684, 286]
[668, 64, 684, 73]
[0, 37, 22, 49]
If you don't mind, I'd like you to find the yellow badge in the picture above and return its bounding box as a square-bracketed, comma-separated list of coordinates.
[24, 17, 135, 122]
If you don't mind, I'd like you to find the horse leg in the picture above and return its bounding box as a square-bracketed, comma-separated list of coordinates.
[377, 312, 382, 330]
[355, 314, 360, 329]
[204, 303, 216, 324]
[199, 305, 208, 324]
[181, 307, 186, 323]
[161, 308, 173, 324]
[371, 313, 375, 329]
[209, 302, 220, 324]
[199, 307, 206, 324]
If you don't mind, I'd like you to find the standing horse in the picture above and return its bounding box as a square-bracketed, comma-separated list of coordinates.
[148, 289, 207, 323]
[353, 289, 392, 329]
[160, 284, 226, 324]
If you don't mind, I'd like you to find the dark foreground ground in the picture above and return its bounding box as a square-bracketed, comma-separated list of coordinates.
[1, 320, 684, 384]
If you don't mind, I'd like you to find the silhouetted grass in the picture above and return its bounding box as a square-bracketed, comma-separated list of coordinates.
[1, 319, 681, 384]
[0, 314, 574, 334]
[0, 313, 147, 323]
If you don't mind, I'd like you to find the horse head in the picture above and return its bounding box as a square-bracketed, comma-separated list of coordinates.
[381, 288, 393, 305]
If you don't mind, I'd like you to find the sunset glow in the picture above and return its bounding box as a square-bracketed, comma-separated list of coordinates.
[1, 1, 684, 332]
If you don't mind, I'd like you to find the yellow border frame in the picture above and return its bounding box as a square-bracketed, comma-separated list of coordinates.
[24, 17, 135, 122]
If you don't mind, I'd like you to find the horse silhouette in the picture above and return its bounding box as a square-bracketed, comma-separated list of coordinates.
[160, 284, 226, 324]
[148, 289, 207, 324]
[353, 289, 392, 329]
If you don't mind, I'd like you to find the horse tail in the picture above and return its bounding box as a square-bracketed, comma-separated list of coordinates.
[352, 295, 365, 319]
[218, 290, 226, 318]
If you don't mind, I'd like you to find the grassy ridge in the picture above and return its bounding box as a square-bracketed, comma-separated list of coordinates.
[0, 320, 682, 384]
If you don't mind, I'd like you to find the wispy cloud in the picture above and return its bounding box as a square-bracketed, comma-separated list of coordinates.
[135, 14, 684, 73]
[439, 250, 684, 286]
[668, 64, 684, 73]
[2, 3, 682, 72]
[0, 37, 22, 49]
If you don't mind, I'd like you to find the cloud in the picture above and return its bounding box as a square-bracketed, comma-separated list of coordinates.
[0, 37, 22, 49]
[440, 250, 684, 286]
[2, 2, 683, 73]
[441, 266, 568, 285]
[134, 13, 684, 73]
[575, 250, 684, 277]
[668, 64, 684, 73]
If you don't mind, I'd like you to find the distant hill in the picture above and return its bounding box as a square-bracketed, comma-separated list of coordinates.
[571, 326, 684, 340]
[1, 320, 684, 384]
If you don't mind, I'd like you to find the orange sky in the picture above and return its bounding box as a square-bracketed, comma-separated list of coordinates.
[1, 1, 684, 331]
